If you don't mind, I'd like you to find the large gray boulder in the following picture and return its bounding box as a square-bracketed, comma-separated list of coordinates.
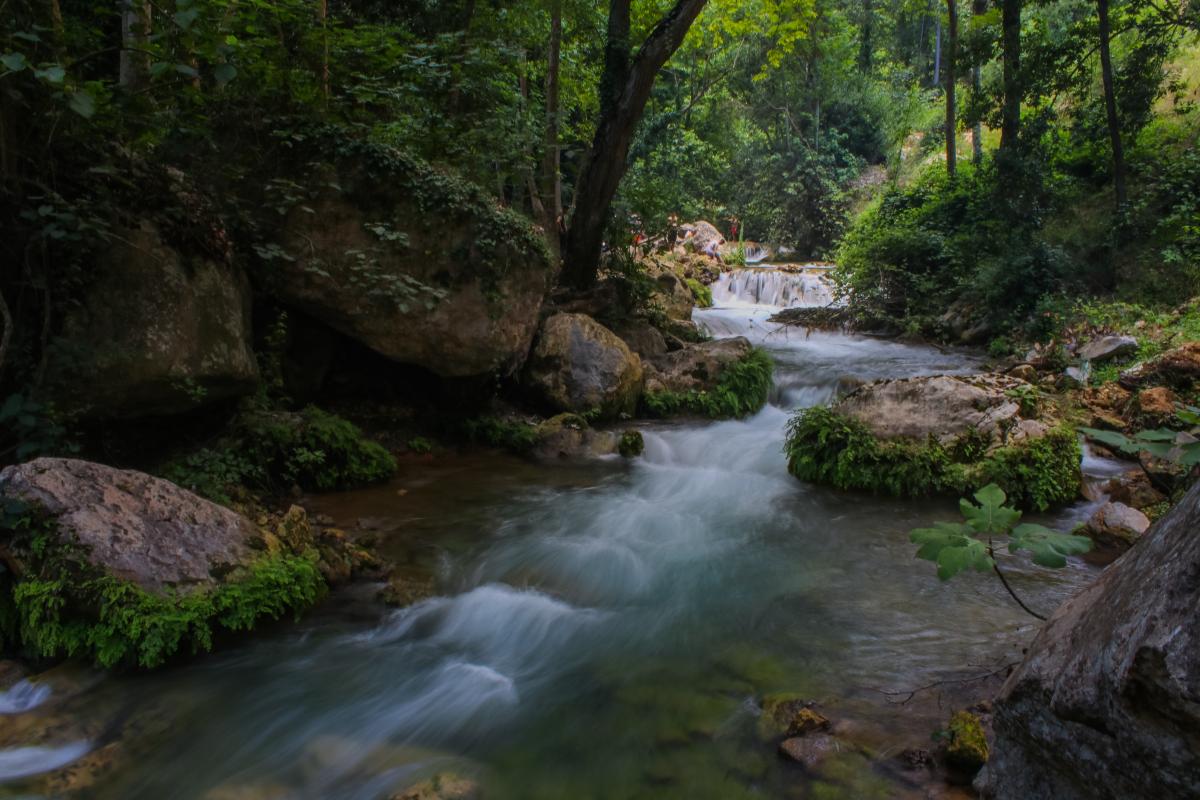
[836, 373, 1039, 445]
[273, 153, 553, 379]
[0, 458, 263, 592]
[644, 337, 754, 395]
[523, 313, 643, 419]
[44, 220, 258, 418]
[987, 481, 1200, 800]
[1077, 335, 1137, 363]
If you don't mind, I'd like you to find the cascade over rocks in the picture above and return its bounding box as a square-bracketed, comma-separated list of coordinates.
[271, 149, 553, 379]
[644, 337, 754, 395]
[987, 480, 1200, 800]
[522, 313, 644, 419]
[43, 220, 258, 419]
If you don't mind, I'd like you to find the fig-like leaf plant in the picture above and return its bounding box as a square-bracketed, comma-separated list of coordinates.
[911, 484, 1092, 619]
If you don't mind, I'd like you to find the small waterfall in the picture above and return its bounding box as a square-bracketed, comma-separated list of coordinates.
[742, 243, 770, 264]
[711, 267, 836, 309]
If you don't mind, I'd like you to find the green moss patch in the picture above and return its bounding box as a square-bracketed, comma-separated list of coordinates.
[784, 406, 1081, 511]
[944, 711, 989, 772]
[686, 278, 713, 308]
[644, 348, 774, 420]
[0, 515, 324, 669]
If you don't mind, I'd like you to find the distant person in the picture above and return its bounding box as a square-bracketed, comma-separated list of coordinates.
[703, 238, 724, 264]
[666, 214, 679, 250]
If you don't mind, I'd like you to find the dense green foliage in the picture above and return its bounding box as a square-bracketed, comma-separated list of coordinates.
[462, 416, 540, 454]
[784, 407, 1081, 510]
[164, 407, 396, 503]
[643, 348, 774, 419]
[0, 507, 324, 669]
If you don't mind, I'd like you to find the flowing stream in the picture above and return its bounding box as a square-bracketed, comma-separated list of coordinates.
[1, 269, 1109, 800]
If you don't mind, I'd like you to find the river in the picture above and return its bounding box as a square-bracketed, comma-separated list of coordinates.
[1, 267, 1107, 800]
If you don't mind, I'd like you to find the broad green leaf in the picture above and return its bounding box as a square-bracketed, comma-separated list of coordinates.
[213, 63, 237, 85]
[34, 65, 65, 84]
[174, 9, 200, 29]
[935, 537, 992, 580]
[960, 483, 1022, 536]
[1133, 429, 1178, 442]
[1178, 443, 1200, 468]
[1, 52, 29, 72]
[68, 90, 95, 118]
[174, 64, 199, 78]
[150, 62, 172, 78]
[1079, 427, 1136, 452]
[1176, 405, 1200, 426]
[911, 522, 992, 580]
[1009, 523, 1092, 568]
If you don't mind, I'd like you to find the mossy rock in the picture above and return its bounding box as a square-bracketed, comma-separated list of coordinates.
[784, 406, 1081, 511]
[686, 278, 714, 308]
[0, 459, 326, 669]
[619, 430, 645, 458]
[757, 693, 830, 740]
[643, 345, 773, 420]
[944, 710, 988, 772]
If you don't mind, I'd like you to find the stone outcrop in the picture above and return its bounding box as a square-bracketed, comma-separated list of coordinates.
[836, 373, 1037, 445]
[522, 313, 643, 419]
[1077, 335, 1137, 363]
[1119, 341, 1200, 390]
[0, 458, 263, 592]
[272, 149, 553, 379]
[1081, 501, 1150, 556]
[678, 220, 724, 255]
[531, 413, 619, 460]
[987, 481, 1200, 800]
[609, 318, 668, 358]
[642, 259, 695, 321]
[644, 337, 754, 395]
[43, 220, 258, 418]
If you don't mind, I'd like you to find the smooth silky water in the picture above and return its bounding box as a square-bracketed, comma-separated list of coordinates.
[1, 269, 1108, 800]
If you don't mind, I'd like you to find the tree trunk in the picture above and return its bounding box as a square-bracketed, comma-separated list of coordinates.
[933, 15, 941, 86]
[318, 0, 330, 102]
[859, 0, 874, 70]
[119, 0, 151, 90]
[543, 0, 563, 232]
[1097, 0, 1127, 209]
[945, 0, 957, 178]
[972, 0, 985, 163]
[559, 0, 708, 288]
[1000, 0, 1021, 153]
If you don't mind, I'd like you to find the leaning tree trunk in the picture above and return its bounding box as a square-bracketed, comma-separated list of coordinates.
[559, 0, 708, 288]
[945, 0, 958, 178]
[1097, 0, 1127, 209]
[999, 0, 1021, 154]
